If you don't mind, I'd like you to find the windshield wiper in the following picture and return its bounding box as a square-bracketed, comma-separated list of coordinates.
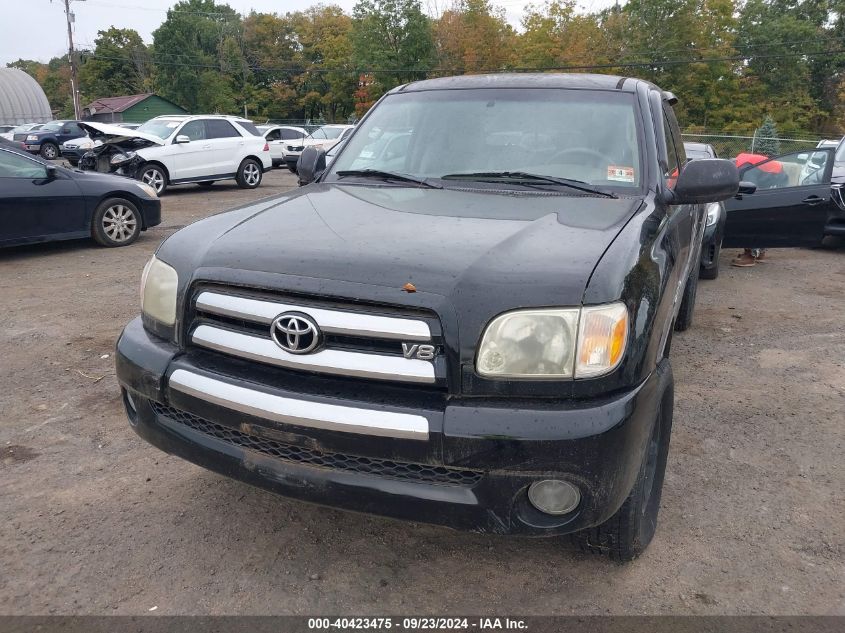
[440, 171, 616, 198]
[335, 169, 442, 189]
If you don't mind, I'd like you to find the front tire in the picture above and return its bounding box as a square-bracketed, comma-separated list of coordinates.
[236, 159, 262, 189]
[40, 142, 58, 160]
[92, 198, 141, 247]
[139, 164, 167, 195]
[571, 374, 674, 561]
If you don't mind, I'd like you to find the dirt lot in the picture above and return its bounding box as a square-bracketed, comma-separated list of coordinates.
[1, 168, 843, 615]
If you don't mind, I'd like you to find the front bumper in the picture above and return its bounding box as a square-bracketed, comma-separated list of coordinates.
[116, 317, 670, 536]
[24, 143, 41, 152]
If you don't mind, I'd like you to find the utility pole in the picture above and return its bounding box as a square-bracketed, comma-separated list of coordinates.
[58, 0, 84, 119]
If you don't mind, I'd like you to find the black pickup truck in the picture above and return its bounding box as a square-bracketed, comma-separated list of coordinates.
[116, 74, 744, 561]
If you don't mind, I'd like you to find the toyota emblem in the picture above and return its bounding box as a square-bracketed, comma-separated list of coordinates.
[270, 312, 321, 354]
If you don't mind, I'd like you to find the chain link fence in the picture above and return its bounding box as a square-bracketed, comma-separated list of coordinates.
[680, 133, 830, 159]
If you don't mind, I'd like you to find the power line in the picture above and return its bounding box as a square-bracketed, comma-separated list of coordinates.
[79, 46, 845, 75]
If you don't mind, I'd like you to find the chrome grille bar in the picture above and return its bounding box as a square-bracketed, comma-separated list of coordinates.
[191, 324, 436, 384]
[195, 291, 431, 342]
[168, 369, 429, 440]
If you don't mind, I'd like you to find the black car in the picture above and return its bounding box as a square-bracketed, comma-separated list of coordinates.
[0, 147, 161, 248]
[825, 139, 845, 237]
[725, 148, 842, 245]
[684, 142, 725, 278]
[21, 120, 87, 160]
[116, 73, 747, 561]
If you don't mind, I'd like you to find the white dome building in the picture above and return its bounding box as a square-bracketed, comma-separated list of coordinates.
[0, 68, 53, 125]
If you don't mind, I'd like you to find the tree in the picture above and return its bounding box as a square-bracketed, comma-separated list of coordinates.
[434, 0, 517, 73]
[290, 5, 357, 122]
[352, 0, 435, 95]
[79, 28, 152, 100]
[152, 0, 243, 112]
[754, 116, 781, 156]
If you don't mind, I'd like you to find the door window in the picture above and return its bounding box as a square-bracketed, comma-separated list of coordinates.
[281, 129, 303, 140]
[179, 121, 206, 141]
[740, 151, 831, 189]
[265, 129, 281, 141]
[206, 120, 240, 139]
[661, 112, 680, 188]
[0, 150, 47, 178]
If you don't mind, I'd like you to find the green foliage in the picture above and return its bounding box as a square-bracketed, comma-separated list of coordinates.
[352, 0, 435, 95]
[754, 116, 782, 156]
[79, 28, 152, 102]
[10, 0, 845, 133]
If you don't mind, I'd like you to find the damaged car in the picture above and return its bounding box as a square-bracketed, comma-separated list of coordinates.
[78, 116, 272, 195]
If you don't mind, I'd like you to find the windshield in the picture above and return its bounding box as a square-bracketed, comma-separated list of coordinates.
[311, 127, 346, 141]
[686, 149, 711, 160]
[137, 119, 182, 140]
[327, 89, 642, 189]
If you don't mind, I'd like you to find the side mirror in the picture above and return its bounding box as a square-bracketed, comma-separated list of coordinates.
[670, 158, 739, 204]
[738, 181, 756, 195]
[175, 135, 191, 144]
[298, 146, 326, 185]
[45, 165, 57, 180]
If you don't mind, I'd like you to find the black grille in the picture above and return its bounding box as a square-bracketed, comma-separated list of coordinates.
[151, 402, 482, 487]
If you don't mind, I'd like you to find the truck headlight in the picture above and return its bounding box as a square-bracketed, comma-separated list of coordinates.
[476, 303, 628, 379]
[705, 202, 721, 227]
[477, 308, 579, 377]
[140, 256, 178, 326]
[26, 134, 38, 141]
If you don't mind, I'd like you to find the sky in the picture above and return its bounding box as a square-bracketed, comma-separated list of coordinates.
[0, 0, 613, 67]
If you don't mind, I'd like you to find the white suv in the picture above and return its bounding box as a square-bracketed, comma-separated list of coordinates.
[129, 115, 271, 194]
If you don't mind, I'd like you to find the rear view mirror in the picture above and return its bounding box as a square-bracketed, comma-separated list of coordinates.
[175, 135, 191, 144]
[298, 146, 326, 185]
[670, 158, 739, 204]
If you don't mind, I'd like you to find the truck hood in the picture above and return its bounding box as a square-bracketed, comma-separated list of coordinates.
[177, 184, 641, 317]
[78, 121, 164, 148]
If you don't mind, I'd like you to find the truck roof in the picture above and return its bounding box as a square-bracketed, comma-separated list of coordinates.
[392, 73, 649, 94]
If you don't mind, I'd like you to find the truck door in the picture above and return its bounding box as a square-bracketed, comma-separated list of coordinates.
[723, 149, 833, 247]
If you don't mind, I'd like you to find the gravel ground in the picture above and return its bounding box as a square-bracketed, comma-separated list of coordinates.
[1, 169, 843, 615]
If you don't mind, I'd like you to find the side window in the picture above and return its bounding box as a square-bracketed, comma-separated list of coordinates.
[0, 150, 47, 178]
[741, 151, 830, 190]
[65, 123, 82, 136]
[265, 129, 281, 141]
[206, 120, 239, 139]
[661, 111, 680, 188]
[281, 129, 302, 140]
[179, 120, 206, 141]
[311, 129, 327, 140]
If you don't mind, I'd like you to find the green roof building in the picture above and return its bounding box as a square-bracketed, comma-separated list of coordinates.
[83, 93, 187, 124]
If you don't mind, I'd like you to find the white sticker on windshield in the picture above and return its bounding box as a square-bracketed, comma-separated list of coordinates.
[607, 165, 634, 182]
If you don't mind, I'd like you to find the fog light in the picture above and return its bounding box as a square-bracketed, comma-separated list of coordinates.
[528, 480, 580, 515]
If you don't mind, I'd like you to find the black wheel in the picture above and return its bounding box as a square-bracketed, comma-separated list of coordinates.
[197, 181, 215, 188]
[92, 198, 141, 247]
[673, 266, 699, 332]
[236, 158, 262, 188]
[699, 263, 719, 280]
[571, 375, 674, 561]
[40, 142, 58, 160]
[699, 239, 721, 280]
[139, 164, 167, 195]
